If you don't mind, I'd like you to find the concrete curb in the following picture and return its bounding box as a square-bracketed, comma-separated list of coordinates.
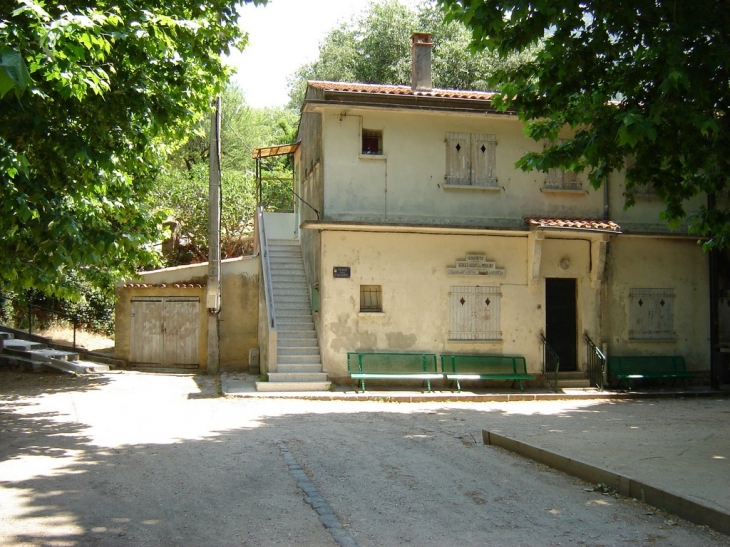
[483, 430, 730, 536]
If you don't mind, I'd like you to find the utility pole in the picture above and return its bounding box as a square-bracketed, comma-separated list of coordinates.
[206, 96, 222, 375]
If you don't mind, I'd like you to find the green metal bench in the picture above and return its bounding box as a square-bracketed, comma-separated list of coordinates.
[346, 352, 441, 392]
[607, 355, 695, 390]
[440, 354, 534, 392]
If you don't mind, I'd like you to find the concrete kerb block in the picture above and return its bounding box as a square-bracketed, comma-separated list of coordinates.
[482, 429, 730, 537]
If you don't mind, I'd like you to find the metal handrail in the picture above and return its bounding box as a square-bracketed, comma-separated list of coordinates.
[28, 303, 78, 349]
[1, 294, 78, 349]
[540, 332, 560, 392]
[584, 332, 606, 390]
[257, 206, 276, 329]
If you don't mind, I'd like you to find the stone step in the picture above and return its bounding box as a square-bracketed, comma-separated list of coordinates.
[278, 346, 320, 356]
[255, 381, 332, 392]
[276, 314, 314, 323]
[277, 330, 317, 339]
[2, 339, 47, 352]
[276, 324, 315, 333]
[278, 337, 318, 348]
[558, 379, 592, 389]
[29, 348, 80, 362]
[274, 293, 309, 308]
[266, 371, 329, 383]
[278, 355, 321, 365]
[275, 301, 311, 309]
[276, 363, 323, 372]
[273, 288, 308, 296]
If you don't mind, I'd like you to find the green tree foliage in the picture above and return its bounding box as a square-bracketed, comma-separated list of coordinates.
[439, 0, 730, 247]
[287, 0, 530, 108]
[154, 83, 297, 267]
[0, 0, 265, 298]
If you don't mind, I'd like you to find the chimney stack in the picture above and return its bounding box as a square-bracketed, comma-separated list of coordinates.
[411, 32, 433, 92]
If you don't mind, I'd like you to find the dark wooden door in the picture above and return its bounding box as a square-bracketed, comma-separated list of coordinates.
[546, 278, 577, 372]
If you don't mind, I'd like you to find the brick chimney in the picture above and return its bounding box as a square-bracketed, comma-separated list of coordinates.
[411, 32, 433, 92]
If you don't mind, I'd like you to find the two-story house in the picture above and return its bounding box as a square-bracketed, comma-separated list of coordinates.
[255, 33, 711, 390]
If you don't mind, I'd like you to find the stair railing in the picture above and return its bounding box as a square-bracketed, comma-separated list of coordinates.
[1, 293, 78, 349]
[540, 332, 560, 392]
[584, 332, 606, 390]
[256, 206, 278, 372]
[257, 206, 276, 330]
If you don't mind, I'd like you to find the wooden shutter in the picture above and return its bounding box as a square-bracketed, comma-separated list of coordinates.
[472, 134, 497, 186]
[449, 286, 502, 340]
[445, 132, 470, 185]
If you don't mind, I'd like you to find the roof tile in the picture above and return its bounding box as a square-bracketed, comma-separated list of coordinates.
[525, 217, 622, 233]
[308, 80, 496, 101]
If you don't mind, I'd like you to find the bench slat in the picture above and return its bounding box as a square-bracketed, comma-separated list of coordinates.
[347, 352, 439, 392]
[607, 355, 695, 390]
[441, 354, 533, 392]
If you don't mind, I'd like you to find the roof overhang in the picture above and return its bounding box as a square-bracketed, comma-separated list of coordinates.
[300, 220, 528, 237]
[251, 143, 300, 159]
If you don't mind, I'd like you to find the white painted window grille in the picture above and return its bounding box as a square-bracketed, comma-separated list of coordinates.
[449, 286, 502, 340]
[544, 139, 581, 190]
[445, 132, 497, 187]
[628, 288, 676, 340]
[360, 285, 383, 312]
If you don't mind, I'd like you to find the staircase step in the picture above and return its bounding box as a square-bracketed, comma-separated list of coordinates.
[255, 381, 331, 392]
[3, 339, 46, 351]
[278, 338, 318, 348]
[278, 330, 317, 340]
[29, 348, 80, 362]
[278, 355, 321, 365]
[278, 346, 320, 356]
[558, 379, 592, 388]
[267, 372, 329, 382]
[276, 363, 323, 373]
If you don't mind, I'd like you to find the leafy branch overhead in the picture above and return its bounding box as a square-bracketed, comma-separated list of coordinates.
[0, 0, 266, 297]
[439, 0, 730, 247]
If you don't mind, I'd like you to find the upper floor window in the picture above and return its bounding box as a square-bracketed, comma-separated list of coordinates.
[624, 156, 657, 197]
[362, 129, 383, 155]
[445, 132, 497, 187]
[543, 139, 582, 191]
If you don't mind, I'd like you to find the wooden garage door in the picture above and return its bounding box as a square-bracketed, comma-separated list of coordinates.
[131, 297, 200, 367]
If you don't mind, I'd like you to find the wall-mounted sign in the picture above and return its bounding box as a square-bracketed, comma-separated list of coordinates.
[447, 254, 505, 277]
[333, 266, 351, 278]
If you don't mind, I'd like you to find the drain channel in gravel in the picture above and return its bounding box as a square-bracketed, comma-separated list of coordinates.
[278, 441, 358, 547]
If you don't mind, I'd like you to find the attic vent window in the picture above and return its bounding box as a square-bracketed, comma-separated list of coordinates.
[362, 129, 383, 155]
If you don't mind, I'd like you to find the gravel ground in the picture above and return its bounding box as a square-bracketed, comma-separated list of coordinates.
[0, 370, 728, 547]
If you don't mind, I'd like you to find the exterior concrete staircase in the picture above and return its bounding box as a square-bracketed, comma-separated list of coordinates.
[256, 239, 331, 392]
[0, 330, 111, 374]
[556, 371, 592, 389]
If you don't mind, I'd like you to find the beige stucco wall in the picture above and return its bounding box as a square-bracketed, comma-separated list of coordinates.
[319, 108, 608, 226]
[316, 230, 603, 380]
[115, 256, 259, 371]
[604, 236, 710, 370]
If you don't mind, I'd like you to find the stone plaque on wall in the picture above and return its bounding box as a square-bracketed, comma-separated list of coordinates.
[447, 254, 505, 277]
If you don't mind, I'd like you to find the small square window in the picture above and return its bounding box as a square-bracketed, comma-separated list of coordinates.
[362, 129, 383, 155]
[360, 285, 383, 312]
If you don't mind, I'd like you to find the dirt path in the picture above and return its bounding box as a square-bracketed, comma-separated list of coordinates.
[0, 370, 728, 546]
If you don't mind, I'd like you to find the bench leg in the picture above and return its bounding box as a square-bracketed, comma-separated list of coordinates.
[359, 379, 366, 392]
[426, 379, 432, 392]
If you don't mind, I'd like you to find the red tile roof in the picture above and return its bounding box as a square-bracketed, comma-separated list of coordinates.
[308, 80, 497, 101]
[525, 217, 622, 233]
